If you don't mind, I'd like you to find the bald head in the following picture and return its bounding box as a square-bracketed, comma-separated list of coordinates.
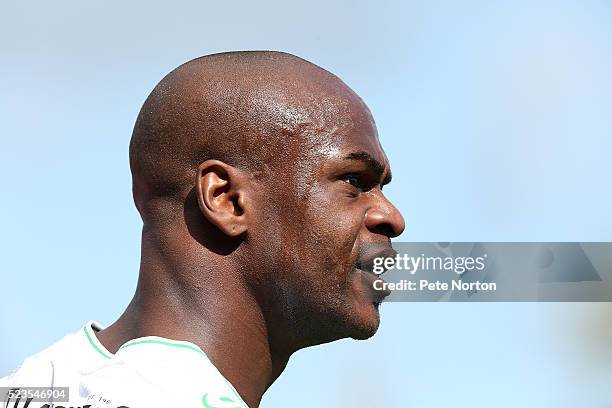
[121, 51, 404, 367]
[129, 51, 372, 221]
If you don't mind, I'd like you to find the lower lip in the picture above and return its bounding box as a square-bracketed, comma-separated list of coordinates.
[357, 268, 392, 302]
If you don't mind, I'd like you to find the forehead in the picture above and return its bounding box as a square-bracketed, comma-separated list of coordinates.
[306, 95, 388, 166]
[266, 73, 390, 171]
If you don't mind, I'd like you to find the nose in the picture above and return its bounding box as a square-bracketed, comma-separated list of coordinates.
[364, 196, 405, 238]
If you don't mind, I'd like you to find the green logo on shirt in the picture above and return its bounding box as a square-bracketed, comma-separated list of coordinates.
[201, 392, 241, 408]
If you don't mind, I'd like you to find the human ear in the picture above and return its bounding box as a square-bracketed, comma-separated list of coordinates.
[195, 160, 248, 237]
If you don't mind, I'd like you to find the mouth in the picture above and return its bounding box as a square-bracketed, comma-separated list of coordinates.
[356, 268, 391, 305]
[353, 243, 397, 305]
[355, 245, 398, 276]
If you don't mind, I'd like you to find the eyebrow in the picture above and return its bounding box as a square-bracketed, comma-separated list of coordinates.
[344, 151, 392, 186]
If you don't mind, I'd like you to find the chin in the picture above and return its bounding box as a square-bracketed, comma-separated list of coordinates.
[348, 302, 382, 340]
[310, 301, 382, 345]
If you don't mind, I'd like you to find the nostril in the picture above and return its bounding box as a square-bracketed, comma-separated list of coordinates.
[372, 223, 396, 238]
[365, 207, 404, 238]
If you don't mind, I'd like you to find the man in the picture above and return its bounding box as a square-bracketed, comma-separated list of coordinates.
[1, 51, 404, 408]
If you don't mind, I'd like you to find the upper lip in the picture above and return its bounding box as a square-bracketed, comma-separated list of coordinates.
[355, 244, 398, 275]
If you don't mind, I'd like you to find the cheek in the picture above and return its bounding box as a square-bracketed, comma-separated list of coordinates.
[269, 181, 365, 285]
[300, 189, 364, 274]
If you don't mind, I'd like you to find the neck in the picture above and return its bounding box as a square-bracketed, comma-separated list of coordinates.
[96, 225, 291, 408]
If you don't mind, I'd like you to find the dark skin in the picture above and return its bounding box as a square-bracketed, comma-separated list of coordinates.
[96, 51, 405, 408]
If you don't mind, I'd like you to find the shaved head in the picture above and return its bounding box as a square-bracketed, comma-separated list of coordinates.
[129, 51, 369, 221]
[110, 50, 404, 406]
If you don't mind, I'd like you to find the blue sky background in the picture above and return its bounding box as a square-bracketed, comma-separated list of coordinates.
[1, 1, 612, 407]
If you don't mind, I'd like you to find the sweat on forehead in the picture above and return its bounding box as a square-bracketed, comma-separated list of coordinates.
[129, 51, 372, 209]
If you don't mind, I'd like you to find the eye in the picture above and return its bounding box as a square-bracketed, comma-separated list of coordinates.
[339, 173, 377, 194]
[341, 173, 361, 188]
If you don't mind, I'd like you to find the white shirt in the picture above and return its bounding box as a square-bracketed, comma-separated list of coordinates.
[0, 321, 249, 408]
